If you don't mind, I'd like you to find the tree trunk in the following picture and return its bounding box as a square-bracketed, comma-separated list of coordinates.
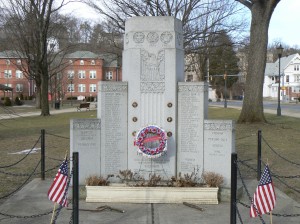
[40, 70, 50, 116]
[238, 3, 276, 123]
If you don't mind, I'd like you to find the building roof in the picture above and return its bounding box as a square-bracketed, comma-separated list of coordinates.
[0, 50, 25, 59]
[66, 51, 99, 59]
[265, 53, 300, 76]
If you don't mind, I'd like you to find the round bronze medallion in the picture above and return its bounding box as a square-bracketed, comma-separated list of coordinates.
[167, 131, 172, 137]
[167, 117, 172, 122]
[132, 117, 138, 122]
[132, 102, 138, 108]
[167, 102, 172, 108]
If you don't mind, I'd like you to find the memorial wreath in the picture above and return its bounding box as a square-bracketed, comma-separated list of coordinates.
[135, 125, 167, 158]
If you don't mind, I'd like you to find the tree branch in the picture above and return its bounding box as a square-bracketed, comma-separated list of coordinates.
[236, 0, 252, 9]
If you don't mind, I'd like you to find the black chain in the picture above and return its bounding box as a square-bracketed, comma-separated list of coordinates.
[0, 160, 41, 200]
[0, 164, 60, 177]
[46, 131, 70, 140]
[0, 135, 41, 168]
[236, 162, 266, 224]
[262, 136, 300, 166]
[235, 203, 244, 224]
[0, 209, 54, 219]
[238, 200, 300, 217]
[52, 165, 74, 224]
[273, 175, 300, 194]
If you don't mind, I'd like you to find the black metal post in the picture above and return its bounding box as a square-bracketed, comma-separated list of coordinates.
[257, 130, 262, 181]
[224, 76, 227, 108]
[230, 153, 237, 224]
[73, 152, 79, 224]
[277, 44, 283, 116]
[41, 129, 45, 180]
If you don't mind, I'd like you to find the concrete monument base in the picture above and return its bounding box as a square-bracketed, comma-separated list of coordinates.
[86, 185, 218, 204]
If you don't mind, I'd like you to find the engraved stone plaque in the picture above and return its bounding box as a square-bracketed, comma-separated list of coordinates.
[70, 119, 101, 184]
[204, 120, 235, 187]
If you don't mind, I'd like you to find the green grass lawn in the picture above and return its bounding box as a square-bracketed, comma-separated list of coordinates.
[0, 106, 299, 202]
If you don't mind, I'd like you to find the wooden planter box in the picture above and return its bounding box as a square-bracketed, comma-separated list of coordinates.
[86, 185, 219, 204]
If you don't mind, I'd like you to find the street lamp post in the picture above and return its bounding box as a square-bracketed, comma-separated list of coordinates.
[224, 64, 227, 108]
[277, 44, 284, 116]
[70, 79, 73, 106]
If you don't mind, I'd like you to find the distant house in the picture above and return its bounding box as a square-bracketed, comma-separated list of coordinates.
[264, 53, 300, 101]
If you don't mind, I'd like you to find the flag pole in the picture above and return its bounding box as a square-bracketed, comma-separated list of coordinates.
[270, 211, 273, 224]
[50, 202, 57, 224]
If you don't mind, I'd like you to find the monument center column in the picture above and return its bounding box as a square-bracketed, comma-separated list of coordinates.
[123, 17, 184, 178]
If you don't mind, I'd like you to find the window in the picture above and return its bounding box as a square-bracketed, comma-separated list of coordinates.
[296, 76, 300, 82]
[286, 75, 289, 83]
[6, 59, 10, 65]
[89, 84, 97, 92]
[91, 60, 95, 65]
[80, 60, 84, 65]
[69, 60, 73, 65]
[17, 59, 21, 65]
[68, 84, 74, 92]
[16, 84, 23, 92]
[5, 84, 12, 88]
[4, 70, 12, 78]
[68, 70, 74, 79]
[78, 70, 85, 79]
[89, 70, 96, 79]
[78, 84, 86, 92]
[16, 70, 23, 79]
[105, 71, 113, 80]
[294, 64, 300, 71]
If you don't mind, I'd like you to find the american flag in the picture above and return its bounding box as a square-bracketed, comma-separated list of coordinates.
[47, 158, 69, 207]
[250, 165, 276, 218]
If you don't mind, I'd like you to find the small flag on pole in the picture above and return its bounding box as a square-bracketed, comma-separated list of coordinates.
[250, 165, 276, 218]
[48, 158, 69, 207]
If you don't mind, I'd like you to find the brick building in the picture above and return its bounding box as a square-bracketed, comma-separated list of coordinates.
[0, 50, 121, 102]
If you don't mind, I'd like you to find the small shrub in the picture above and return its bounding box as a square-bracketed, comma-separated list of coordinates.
[4, 97, 12, 106]
[86, 175, 113, 186]
[202, 172, 224, 187]
[146, 173, 162, 187]
[15, 97, 23, 106]
[170, 171, 201, 187]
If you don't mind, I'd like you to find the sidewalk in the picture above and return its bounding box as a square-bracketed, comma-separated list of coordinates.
[0, 178, 299, 223]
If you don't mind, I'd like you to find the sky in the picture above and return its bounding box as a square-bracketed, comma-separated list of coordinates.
[268, 0, 300, 47]
[63, 0, 300, 47]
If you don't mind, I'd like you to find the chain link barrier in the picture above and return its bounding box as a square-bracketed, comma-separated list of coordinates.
[237, 159, 300, 220]
[0, 135, 41, 169]
[236, 161, 266, 224]
[262, 136, 300, 166]
[0, 160, 41, 200]
[45, 131, 70, 140]
[51, 164, 74, 224]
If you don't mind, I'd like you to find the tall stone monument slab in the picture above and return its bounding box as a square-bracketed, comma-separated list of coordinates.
[122, 17, 184, 178]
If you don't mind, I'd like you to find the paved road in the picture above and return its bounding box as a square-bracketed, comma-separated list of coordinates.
[210, 100, 300, 118]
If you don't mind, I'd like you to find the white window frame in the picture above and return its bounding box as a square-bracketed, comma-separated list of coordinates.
[4, 70, 12, 78]
[17, 59, 21, 65]
[67, 70, 74, 79]
[16, 84, 23, 92]
[68, 84, 74, 92]
[89, 70, 96, 79]
[91, 60, 95, 65]
[80, 60, 84, 65]
[89, 84, 97, 92]
[16, 70, 23, 79]
[78, 70, 86, 79]
[105, 71, 113, 80]
[78, 84, 86, 92]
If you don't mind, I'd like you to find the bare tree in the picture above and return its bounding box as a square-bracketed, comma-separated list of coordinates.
[0, 0, 69, 116]
[236, 0, 281, 123]
[84, 0, 247, 80]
